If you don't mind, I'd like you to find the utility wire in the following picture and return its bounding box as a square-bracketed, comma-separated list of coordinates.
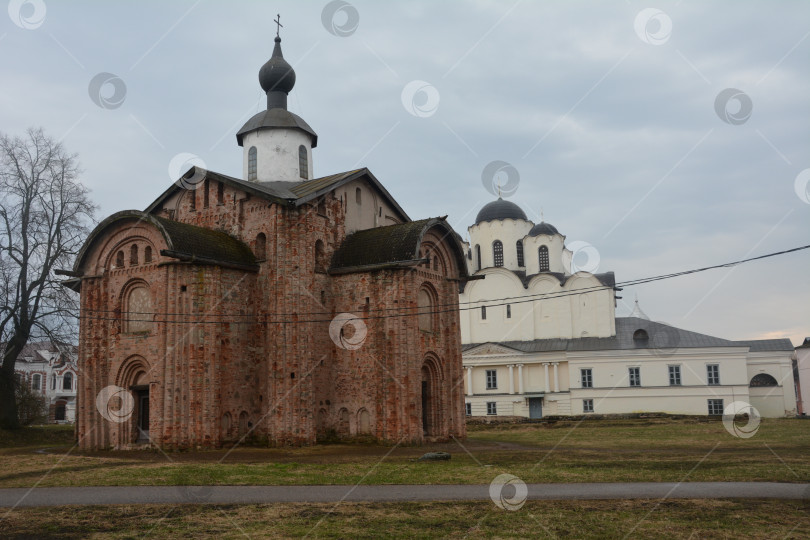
[69, 243, 810, 325]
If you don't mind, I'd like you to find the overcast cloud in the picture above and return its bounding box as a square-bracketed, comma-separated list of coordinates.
[2, 0, 808, 344]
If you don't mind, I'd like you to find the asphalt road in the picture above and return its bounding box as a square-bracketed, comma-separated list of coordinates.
[0, 482, 807, 508]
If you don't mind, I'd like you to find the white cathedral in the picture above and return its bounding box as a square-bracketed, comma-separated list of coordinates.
[459, 198, 797, 419]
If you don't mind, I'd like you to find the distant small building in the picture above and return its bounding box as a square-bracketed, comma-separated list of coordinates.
[12, 340, 78, 423]
[794, 338, 810, 415]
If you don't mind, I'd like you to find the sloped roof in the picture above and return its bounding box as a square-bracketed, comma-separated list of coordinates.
[462, 317, 778, 354]
[236, 108, 318, 147]
[330, 218, 468, 276]
[145, 167, 410, 223]
[74, 210, 257, 274]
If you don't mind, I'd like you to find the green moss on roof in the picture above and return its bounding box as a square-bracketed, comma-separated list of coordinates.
[153, 216, 257, 267]
[330, 219, 435, 270]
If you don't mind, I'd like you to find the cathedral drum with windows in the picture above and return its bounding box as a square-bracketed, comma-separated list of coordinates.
[67, 34, 468, 449]
[459, 197, 797, 419]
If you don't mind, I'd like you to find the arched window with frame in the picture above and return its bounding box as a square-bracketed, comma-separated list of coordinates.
[539, 245, 550, 272]
[130, 244, 138, 266]
[516, 240, 524, 267]
[493, 240, 504, 267]
[115, 250, 124, 268]
[63, 372, 73, 391]
[144, 246, 152, 263]
[124, 282, 153, 333]
[255, 233, 266, 260]
[417, 285, 434, 332]
[248, 146, 257, 181]
[31, 373, 41, 392]
[298, 145, 308, 179]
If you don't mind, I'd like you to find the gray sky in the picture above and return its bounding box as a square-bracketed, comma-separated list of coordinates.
[2, 0, 808, 344]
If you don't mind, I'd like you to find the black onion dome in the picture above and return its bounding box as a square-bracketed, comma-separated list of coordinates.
[528, 222, 559, 236]
[259, 37, 296, 94]
[474, 198, 528, 224]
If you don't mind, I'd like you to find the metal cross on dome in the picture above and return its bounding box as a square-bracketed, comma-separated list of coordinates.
[274, 13, 283, 38]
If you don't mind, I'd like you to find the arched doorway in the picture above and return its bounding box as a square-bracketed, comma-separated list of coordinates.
[420, 356, 442, 438]
[115, 356, 150, 446]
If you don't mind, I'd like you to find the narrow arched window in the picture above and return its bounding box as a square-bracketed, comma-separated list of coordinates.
[32, 373, 41, 391]
[115, 251, 124, 268]
[217, 181, 224, 204]
[248, 146, 257, 181]
[51, 374, 56, 390]
[314, 239, 326, 273]
[144, 246, 152, 263]
[298, 145, 308, 179]
[125, 285, 153, 333]
[475, 245, 481, 271]
[516, 240, 524, 267]
[203, 178, 210, 208]
[63, 372, 72, 391]
[130, 244, 138, 266]
[539, 245, 549, 272]
[418, 286, 433, 332]
[356, 187, 362, 205]
[493, 240, 504, 267]
[255, 233, 267, 260]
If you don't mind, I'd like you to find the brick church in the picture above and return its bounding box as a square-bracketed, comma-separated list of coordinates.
[67, 34, 468, 449]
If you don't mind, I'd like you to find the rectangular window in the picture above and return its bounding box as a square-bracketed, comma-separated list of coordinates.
[669, 365, 681, 386]
[217, 181, 224, 205]
[506, 304, 511, 319]
[481, 306, 487, 320]
[486, 369, 497, 390]
[583, 399, 594, 413]
[708, 399, 724, 415]
[465, 403, 472, 416]
[707, 364, 720, 386]
[486, 402, 497, 415]
[629, 367, 641, 387]
[581, 368, 593, 388]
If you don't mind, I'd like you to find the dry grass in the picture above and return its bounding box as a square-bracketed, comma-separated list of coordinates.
[1, 499, 808, 539]
[0, 418, 807, 488]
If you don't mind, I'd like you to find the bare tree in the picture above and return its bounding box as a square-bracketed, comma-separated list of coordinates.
[0, 128, 95, 429]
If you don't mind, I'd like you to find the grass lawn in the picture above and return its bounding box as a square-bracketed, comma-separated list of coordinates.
[1, 499, 808, 539]
[0, 418, 808, 488]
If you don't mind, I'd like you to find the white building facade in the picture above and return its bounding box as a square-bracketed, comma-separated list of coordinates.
[459, 198, 797, 419]
[13, 341, 78, 423]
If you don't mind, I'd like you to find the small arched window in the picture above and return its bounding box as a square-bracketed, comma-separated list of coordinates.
[115, 251, 124, 268]
[221, 412, 232, 437]
[32, 373, 41, 391]
[750, 373, 778, 387]
[238, 411, 249, 437]
[475, 245, 481, 271]
[433, 253, 439, 272]
[248, 146, 257, 181]
[493, 240, 504, 267]
[144, 246, 152, 263]
[298, 145, 308, 179]
[355, 187, 362, 205]
[217, 181, 224, 204]
[51, 373, 56, 390]
[255, 233, 266, 260]
[516, 240, 524, 267]
[130, 244, 138, 266]
[63, 372, 73, 391]
[314, 239, 326, 273]
[417, 286, 433, 332]
[539, 245, 549, 272]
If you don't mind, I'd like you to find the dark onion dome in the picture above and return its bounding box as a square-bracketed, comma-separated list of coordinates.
[474, 198, 528, 225]
[259, 36, 296, 95]
[528, 221, 560, 236]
